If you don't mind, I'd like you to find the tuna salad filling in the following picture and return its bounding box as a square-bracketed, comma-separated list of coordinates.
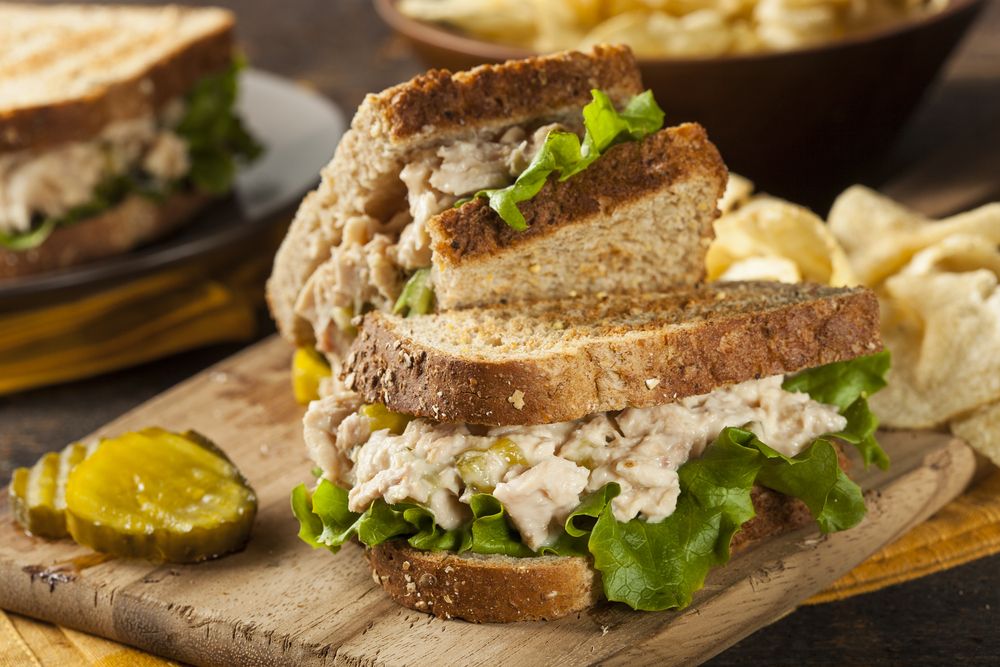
[293, 352, 891, 611]
[0, 60, 260, 251]
[304, 374, 847, 550]
[304, 121, 568, 357]
[0, 103, 190, 236]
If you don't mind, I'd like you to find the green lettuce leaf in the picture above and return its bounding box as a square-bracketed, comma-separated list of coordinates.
[754, 437, 866, 533]
[1, 59, 261, 252]
[783, 351, 891, 469]
[468, 89, 664, 230]
[176, 57, 263, 194]
[783, 351, 890, 411]
[573, 427, 863, 610]
[292, 482, 541, 556]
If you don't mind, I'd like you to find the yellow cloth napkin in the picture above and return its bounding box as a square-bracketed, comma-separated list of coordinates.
[0, 256, 270, 397]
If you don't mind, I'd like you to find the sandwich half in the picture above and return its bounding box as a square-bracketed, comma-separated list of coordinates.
[267, 45, 727, 360]
[0, 3, 261, 279]
[292, 282, 890, 621]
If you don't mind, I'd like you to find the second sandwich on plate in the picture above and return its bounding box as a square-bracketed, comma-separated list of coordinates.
[293, 281, 889, 621]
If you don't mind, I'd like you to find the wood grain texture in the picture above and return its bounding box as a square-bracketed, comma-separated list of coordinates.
[0, 336, 977, 667]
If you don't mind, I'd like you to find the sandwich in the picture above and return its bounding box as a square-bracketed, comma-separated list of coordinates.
[267, 45, 727, 364]
[274, 46, 890, 621]
[0, 3, 260, 279]
[292, 282, 889, 620]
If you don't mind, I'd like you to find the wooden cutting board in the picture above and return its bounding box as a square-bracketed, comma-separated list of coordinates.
[0, 336, 976, 667]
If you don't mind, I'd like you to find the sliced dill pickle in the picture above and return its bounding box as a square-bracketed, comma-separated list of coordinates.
[64, 428, 257, 563]
[292, 347, 332, 404]
[360, 403, 412, 435]
[457, 437, 528, 493]
[9, 442, 89, 538]
[490, 437, 528, 467]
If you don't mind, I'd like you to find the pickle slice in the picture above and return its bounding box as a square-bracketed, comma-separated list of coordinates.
[9, 442, 89, 538]
[360, 403, 412, 435]
[457, 437, 528, 494]
[292, 347, 332, 404]
[64, 428, 257, 563]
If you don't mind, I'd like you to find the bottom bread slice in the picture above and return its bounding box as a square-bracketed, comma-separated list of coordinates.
[0, 191, 211, 279]
[365, 484, 818, 623]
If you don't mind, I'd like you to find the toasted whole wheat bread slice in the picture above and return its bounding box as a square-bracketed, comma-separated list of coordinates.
[427, 123, 727, 310]
[0, 4, 234, 153]
[267, 45, 643, 345]
[367, 483, 823, 622]
[0, 191, 211, 279]
[345, 282, 881, 426]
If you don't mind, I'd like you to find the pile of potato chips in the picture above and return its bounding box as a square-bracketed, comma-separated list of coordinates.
[398, 0, 948, 57]
[711, 178, 1000, 463]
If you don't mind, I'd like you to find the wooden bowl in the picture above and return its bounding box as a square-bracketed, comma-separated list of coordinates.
[375, 0, 985, 208]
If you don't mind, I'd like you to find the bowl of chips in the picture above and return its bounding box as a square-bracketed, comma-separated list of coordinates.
[376, 0, 984, 207]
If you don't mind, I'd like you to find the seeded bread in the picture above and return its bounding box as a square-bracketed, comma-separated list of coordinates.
[366, 482, 824, 622]
[266, 45, 644, 346]
[0, 4, 234, 153]
[428, 123, 727, 310]
[0, 192, 211, 279]
[345, 282, 882, 426]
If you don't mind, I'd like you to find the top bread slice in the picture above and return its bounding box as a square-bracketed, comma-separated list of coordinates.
[345, 281, 882, 426]
[428, 122, 726, 310]
[266, 45, 644, 346]
[0, 3, 235, 153]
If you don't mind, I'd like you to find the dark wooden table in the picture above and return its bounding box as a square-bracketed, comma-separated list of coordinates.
[3, 1, 1000, 664]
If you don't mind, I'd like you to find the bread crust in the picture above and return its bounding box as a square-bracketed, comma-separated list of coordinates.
[0, 8, 234, 153]
[367, 466, 847, 623]
[346, 283, 882, 426]
[366, 44, 641, 143]
[428, 123, 726, 265]
[0, 191, 211, 279]
[366, 542, 600, 623]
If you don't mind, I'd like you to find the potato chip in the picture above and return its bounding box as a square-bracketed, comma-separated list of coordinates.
[952, 401, 1000, 468]
[707, 196, 858, 286]
[718, 173, 755, 214]
[829, 186, 1000, 286]
[871, 239, 1000, 429]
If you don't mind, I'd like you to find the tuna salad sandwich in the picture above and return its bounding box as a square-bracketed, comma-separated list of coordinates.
[274, 45, 890, 622]
[0, 3, 260, 279]
[292, 282, 890, 621]
[267, 45, 727, 365]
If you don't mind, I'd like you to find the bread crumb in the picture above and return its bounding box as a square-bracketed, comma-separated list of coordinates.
[443, 594, 453, 604]
[645, 378, 660, 390]
[402, 561, 411, 571]
[508, 390, 525, 410]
